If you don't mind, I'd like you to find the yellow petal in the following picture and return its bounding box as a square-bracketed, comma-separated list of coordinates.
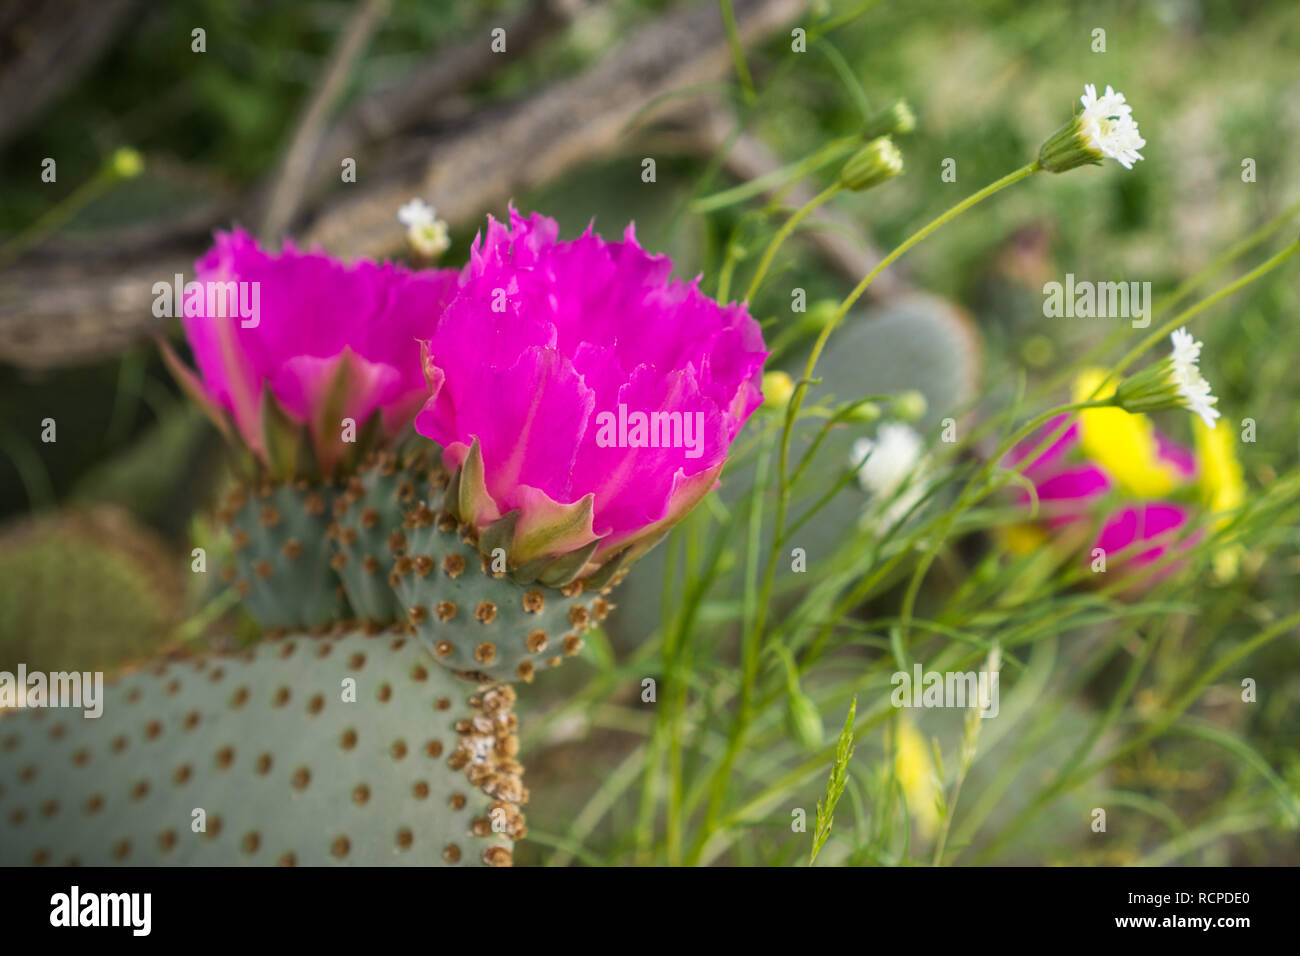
[1193, 417, 1245, 514]
[895, 719, 940, 840]
[1073, 369, 1184, 498]
[999, 522, 1048, 556]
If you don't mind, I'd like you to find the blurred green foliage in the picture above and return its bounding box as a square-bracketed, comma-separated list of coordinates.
[1, 0, 1297, 866]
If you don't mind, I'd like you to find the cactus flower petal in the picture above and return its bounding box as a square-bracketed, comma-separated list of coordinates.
[1094, 503, 1193, 566]
[273, 349, 405, 470]
[1035, 464, 1114, 526]
[1006, 414, 1079, 479]
[177, 227, 459, 473]
[415, 208, 766, 572]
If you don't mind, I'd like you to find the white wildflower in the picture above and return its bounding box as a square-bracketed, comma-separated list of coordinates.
[1167, 327, 1220, 428]
[851, 422, 928, 528]
[1039, 83, 1145, 173]
[1078, 84, 1146, 169]
[1112, 326, 1221, 427]
[397, 198, 450, 259]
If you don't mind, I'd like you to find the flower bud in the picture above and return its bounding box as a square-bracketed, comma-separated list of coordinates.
[785, 687, 824, 751]
[893, 389, 927, 422]
[842, 400, 881, 424]
[839, 136, 903, 192]
[108, 147, 144, 180]
[798, 299, 839, 334]
[761, 371, 795, 411]
[862, 100, 916, 141]
[774, 645, 822, 751]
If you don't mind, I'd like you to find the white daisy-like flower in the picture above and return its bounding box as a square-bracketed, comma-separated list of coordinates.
[850, 422, 927, 528]
[1079, 83, 1132, 120]
[1077, 83, 1145, 169]
[1112, 326, 1222, 427]
[1167, 327, 1220, 428]
[1039, 83, 1146, 173]
[852, 423, 923, 496]
[397, 198, 450, 258]
[397, 198, 435, 229]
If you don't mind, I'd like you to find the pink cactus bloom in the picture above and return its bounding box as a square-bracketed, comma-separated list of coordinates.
[1007, 416, 1110, 526]
[414, 209, 767, 569]
[1094, 503, 1194, 567]
[1007, 415, 1195, 566]
[172, 228, 460, 471]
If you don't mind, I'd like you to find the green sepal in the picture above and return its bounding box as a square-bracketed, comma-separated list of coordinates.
[537, 538, 602, 588]
[400, 435, 441, 469]
[441, 464, 462, 516]
[510, 553, 552, 586]
[581, 547, 630, 591]
[599, 527, 672, 582]
[511, 493, 596, 567]
[232, 447, 260, 484]
[457, 438, 499, 527]
[312, 349, 363, 473]
[620, 527, 673, 567]
[154, 333, 235, 446]
[478, 510, 521, 563]
[338, 409, 386, 475]
[260, 386, 308, 482]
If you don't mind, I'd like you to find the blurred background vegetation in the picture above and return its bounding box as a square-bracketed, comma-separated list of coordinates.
[1, 0, 1297, 865]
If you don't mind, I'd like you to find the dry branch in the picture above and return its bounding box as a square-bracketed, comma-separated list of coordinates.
[0, 0, 805, 369]
[260, 0, 393, 242]
[310, 0, 588, 197]
[302, 0, 806, 259]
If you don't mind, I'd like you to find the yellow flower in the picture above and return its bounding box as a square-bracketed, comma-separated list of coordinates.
[1193, 417, 1247, 582]
[999, 521, 1047, 556]
[1073, 369, 1186, 497]
[1193, 417, 1245, 515]
[895, 718, 939, 840]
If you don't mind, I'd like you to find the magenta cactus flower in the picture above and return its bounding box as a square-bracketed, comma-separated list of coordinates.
[161, 227, 460, 476]
[1093, 502, 1194, 567]
[413, 209, 766, 577]
[1008, 412, 1196, 567]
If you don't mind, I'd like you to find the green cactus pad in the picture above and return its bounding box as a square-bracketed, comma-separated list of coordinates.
[392, 503, 616, 682]
[0, 507, 183, 673]
[0, 631, 525, 866]
[606, 293, 981, 650]
[218, 481, 345, 633]
[329, 450, 436, 630]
